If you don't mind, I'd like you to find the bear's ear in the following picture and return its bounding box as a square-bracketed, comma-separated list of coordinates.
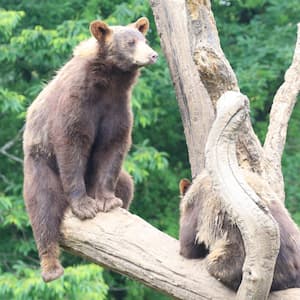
[179, 179, 191, 196]
[132, 17, 149, 36]
[90, 20, 112, 42]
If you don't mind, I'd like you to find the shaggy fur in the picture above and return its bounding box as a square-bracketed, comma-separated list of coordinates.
[23, 17, 157, 282]
[179, 170, 300, 291]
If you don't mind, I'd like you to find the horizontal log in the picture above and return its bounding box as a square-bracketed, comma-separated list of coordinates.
[60, 208, 300, 299]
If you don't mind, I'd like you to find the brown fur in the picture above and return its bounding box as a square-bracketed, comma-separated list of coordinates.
[23, 17, 157, 282]
[179, 170, 300, 291]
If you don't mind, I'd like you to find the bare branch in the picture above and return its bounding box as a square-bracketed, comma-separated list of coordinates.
[60, 209, 299, 299]
[0, 149, 23, 164]
[263, 23, 300, 201]
[0, 126, 24, 165]
[0, 173, 11, 184]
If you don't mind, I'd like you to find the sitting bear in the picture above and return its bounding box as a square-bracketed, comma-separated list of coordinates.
[23, 17, 158, 283]
[179, 170, 300, 291]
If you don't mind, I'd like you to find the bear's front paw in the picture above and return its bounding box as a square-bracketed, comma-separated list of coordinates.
[71, 196, 98, 220]
[96, 193, 123, 212]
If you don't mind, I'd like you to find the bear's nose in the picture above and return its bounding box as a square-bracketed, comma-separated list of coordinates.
[150, 52, 158, 63]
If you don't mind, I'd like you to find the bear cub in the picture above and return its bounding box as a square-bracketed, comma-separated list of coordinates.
[179, 172, 300, 291]
[23, 17, 157, 282]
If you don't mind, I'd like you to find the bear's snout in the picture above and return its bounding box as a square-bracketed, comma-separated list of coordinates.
[133, 41, 158, 66]
[149, 51, 158, 64]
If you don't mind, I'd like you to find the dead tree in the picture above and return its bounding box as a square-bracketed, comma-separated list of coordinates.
[60, 1, 300, 299]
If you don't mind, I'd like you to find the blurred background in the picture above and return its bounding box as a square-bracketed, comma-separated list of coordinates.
[0, 0, 299, 299]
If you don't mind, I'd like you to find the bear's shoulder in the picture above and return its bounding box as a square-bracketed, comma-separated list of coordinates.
[73, 37, 99, 59]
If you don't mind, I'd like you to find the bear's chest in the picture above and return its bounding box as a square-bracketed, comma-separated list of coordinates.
[96, 99, 133, 147]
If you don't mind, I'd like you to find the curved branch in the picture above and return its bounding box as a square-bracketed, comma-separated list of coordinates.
[263, 23, 300, 202]
[205, 91, 280, 300]
[60, 208, 299, 299]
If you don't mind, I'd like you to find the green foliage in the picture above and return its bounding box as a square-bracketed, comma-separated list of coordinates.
[0, 9, 24, 40]
[125, 140, 169, 183]
[0, 0, 299, 299]
[0, 264, 108, 300]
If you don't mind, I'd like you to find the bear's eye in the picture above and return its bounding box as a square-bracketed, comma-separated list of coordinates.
[128, 39, 136, 46]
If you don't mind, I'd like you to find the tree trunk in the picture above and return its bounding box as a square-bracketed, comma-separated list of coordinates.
[150, 0, 300, 298]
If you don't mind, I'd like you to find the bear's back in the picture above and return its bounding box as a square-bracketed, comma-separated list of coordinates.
[23, 55, 90, 153]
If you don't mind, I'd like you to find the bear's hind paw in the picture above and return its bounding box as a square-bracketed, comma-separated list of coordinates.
[70, 196, 98, 220]
[41, 262, 64, 283]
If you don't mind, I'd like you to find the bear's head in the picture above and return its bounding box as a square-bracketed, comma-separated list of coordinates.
[89, 17, 158, 71]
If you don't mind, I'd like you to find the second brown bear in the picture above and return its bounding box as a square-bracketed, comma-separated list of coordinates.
[23, 17, 158, 282]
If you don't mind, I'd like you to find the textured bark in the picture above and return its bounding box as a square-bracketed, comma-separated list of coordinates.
[205, 91, 280, 299]
[60, 209, 299, 300]
[149, 0, 214, 177]
[184, 1, 264, 174]
[150, 0, 265, 177]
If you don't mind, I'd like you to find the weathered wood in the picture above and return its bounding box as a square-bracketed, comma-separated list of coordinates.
[149, 0, 300, 298]
[185, 1, 239, 104]
[150, 0, 265, 177]
[60, 209, 299, 300]
[184, 1, 265, 175]
[263, 23, 300, 202]
[205, 91, 280, 299]
[150, 0, 214, 177]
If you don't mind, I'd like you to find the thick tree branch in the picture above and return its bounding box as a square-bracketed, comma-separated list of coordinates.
[263, 23, 300, 202]
[185, 1, 239, 104]
[150, 0, 215, 177]
[60, 210, 299, 300]
[205, 91, 280, 299]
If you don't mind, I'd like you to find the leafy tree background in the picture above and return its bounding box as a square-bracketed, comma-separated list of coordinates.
[0, 0, 299, 299]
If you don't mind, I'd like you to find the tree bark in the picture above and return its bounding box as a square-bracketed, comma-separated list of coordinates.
[60, 209, 299, 300]
[205, 91, 280, 299]
[149, 0, 215, 177]
[149, 0, 300, 298]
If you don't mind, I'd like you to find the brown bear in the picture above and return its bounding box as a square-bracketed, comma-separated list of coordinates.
[179, 171, 300, 291]
[23, 17, 158, 283]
